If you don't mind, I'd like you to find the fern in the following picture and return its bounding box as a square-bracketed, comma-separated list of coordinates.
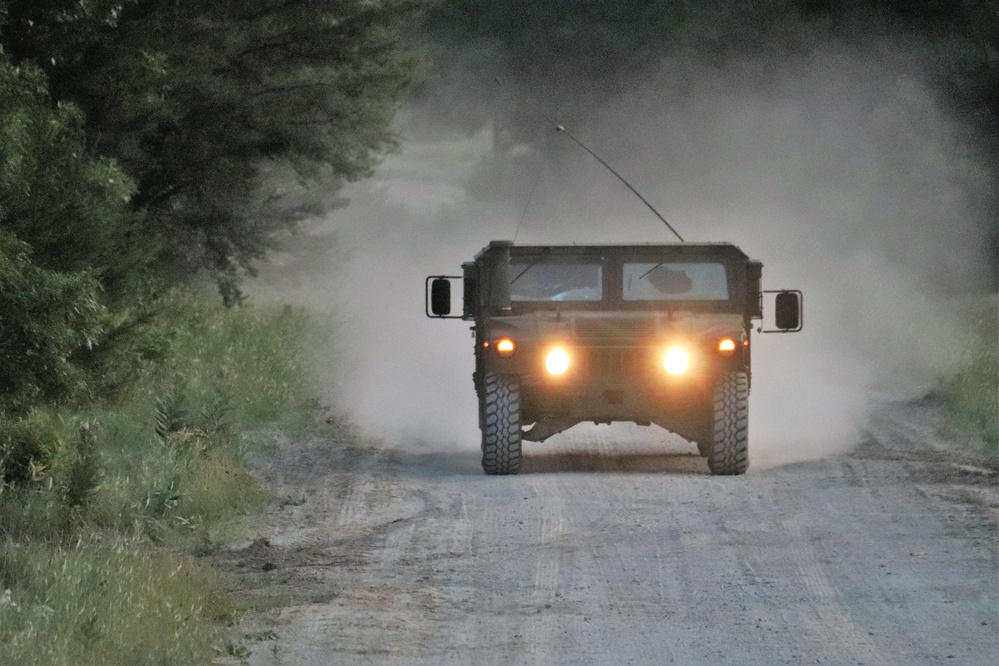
[198, 391, 232, 437]
[154, 386, 188, 441]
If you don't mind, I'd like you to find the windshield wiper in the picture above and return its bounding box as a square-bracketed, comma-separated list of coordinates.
[510, 263, 535, 286]
[639, 262, 664, 280]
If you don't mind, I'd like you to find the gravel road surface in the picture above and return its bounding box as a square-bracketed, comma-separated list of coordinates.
[219, 400, 997, 665]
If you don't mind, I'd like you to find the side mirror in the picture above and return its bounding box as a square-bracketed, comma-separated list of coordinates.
[430, 278, 451, 316]
[774, 291, 801, 331]
[760, 289, 803, 333]
[426, 275, 463, 319]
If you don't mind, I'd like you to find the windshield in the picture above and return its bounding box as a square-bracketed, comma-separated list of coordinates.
[623, 262, 729, 301]
[509, 261, 603, 302]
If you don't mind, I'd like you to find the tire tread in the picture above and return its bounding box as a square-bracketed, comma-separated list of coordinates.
[481, 372, 522, 475]
[708, 371, 749, 475]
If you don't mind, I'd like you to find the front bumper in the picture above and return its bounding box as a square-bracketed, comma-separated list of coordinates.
[484, 343, 744, 425]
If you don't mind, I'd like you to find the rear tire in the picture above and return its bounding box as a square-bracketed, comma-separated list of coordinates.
[708, 371, 749, 475]
[480, 372, 522, 475]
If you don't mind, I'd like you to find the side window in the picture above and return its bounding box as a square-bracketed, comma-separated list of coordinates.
[510, 262, 603, 302]
[623, 262, 729, 301]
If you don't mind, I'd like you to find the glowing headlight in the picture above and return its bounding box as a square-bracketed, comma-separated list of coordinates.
[545, 348, 570, 375]
[718, 338, 736, 352]
[663, 348, 689, 375]
[496, 338, 515, 356]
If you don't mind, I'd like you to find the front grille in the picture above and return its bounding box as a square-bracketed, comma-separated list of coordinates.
[586, 347, 648, 380]
[574, 318, 656, 339]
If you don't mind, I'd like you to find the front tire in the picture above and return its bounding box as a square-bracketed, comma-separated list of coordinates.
[708, 371, 749, 475]
[480, 372, 522, 475]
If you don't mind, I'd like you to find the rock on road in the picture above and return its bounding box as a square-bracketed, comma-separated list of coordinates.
[221, 401, 998, 665]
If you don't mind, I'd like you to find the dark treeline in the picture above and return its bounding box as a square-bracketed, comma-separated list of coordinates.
[2, 0, 420, 304]
[0, 0, 422, 414]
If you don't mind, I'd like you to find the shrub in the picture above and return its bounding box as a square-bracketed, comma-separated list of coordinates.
[0, 233, 112, 415]
[0, 414, 59, 486]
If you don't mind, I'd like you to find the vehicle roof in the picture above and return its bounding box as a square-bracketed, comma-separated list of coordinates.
[474, 240, 750, 261]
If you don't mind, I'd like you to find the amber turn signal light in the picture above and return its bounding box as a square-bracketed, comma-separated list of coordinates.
[718, 338, 736, 352]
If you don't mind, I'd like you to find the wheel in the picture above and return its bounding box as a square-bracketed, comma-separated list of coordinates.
[480, 372, 522, 475]
[708, 371, 749, 475]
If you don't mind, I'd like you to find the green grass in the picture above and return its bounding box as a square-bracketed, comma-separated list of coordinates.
[936, 298, 999, 456]
[110, 290, 326, 439]
[0, 289, 325, 664]
[0, 542, 232, 665]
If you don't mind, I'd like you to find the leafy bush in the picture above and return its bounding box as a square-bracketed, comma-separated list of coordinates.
[0, 232, 112, 415]
[0, 413, 59, 486]
[0, 59, 154, 414]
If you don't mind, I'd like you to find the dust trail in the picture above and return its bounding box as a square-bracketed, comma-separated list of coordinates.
[298, 42, 991, 466]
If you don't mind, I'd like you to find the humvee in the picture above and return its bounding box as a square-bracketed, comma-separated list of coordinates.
[426, 240, 802, 476]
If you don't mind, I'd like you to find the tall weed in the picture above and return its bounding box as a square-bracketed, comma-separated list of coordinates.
[152, 293, 321, 436]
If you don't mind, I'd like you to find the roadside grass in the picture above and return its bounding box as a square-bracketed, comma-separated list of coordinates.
[152, 295, 323, 438]
[935, 297, 998, 456]
[0, 289, 325, 664]
[0, 542, 232, 665]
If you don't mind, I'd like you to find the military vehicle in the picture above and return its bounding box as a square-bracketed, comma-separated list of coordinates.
[426, 240, 802, 476]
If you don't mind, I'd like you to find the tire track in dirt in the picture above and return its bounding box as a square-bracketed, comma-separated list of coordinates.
[523, 473, 568, 655]
[223, 406, 997, 665]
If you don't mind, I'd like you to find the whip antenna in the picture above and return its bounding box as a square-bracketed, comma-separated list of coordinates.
[497, 78, 684, 242]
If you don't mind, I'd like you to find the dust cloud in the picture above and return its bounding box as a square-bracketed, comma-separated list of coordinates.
[285, 39, 993, 467]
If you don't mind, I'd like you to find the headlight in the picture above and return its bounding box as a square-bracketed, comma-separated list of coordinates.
[718, 338, 736, 352]
[496, 338, 515, 356]
[545, 348, 570, 375]
[663, 348, 689, 375]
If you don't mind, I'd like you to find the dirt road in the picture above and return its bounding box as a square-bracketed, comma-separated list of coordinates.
[220, 401, 997, 665]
